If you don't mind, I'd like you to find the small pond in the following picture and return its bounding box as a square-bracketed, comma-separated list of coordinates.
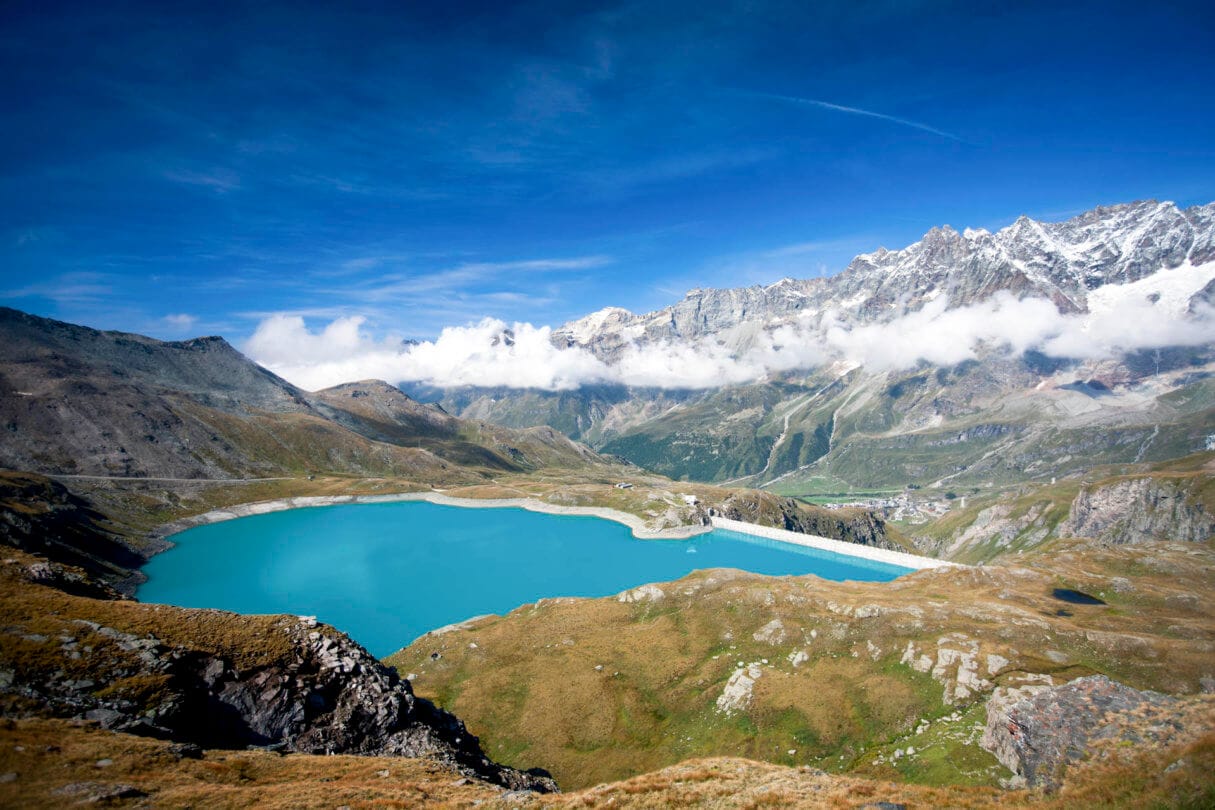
[140, 502, 911, 656]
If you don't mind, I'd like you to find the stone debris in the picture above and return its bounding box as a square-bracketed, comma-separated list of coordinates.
[716, 663, 763, 715]
[752, 619, 787, 645]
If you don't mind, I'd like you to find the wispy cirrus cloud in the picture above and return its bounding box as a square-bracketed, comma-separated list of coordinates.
[162, 167, 242, 192]
[465, 256, 612, 273]
[339, 255, 612, 302]
[3, 272, 114, 306]
[747, 91, 962, 142]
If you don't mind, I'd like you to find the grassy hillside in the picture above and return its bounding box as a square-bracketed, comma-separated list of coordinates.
[442, 352, 1215, 498]
[388, 538, 1215, 790]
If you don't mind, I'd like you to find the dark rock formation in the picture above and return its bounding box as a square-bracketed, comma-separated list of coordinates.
[981, 675, 1194, 790]
[788, 506, 897, 550]
[0, 471, 144, 594]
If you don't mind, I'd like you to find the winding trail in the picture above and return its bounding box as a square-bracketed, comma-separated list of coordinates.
[1134, 424, 1160, 463]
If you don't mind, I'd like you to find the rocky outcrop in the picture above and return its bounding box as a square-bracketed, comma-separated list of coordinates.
[0, 471, 145, 594]
[710, 493, 899, 551]
[715, 663, 763, 715]
[981, 675, 1198, 790]
[791, 507, 899, 550]
[1060, 477, 1214, 544]
[900, 635, 997, 705]
[0, 602, 555, 793]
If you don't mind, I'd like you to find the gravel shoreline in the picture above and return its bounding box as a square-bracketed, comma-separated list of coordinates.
[152, 490, 713, 543]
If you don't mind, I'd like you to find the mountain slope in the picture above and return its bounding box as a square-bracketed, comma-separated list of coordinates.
[0, 308, 609, 481]
[440, 200, 1215, 498]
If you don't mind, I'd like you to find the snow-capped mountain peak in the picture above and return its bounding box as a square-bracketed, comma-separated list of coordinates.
[553, 199, 1215, 363]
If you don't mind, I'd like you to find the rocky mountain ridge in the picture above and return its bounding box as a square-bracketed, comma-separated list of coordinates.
[555, 199, 1215, 359]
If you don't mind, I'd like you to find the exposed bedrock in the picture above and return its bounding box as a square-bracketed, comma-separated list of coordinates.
[981, 674, 1205, 790]
[0, 590, 556, 793]
[1060, 477, 1214, 544]
[709, 492, 900, 551]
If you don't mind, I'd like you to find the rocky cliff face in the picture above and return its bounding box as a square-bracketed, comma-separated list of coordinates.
[0, 471, 145, 594]
[708, 492, 898, 550]
[0, 557, 555, 793]
[1060, 477, 1214, 544]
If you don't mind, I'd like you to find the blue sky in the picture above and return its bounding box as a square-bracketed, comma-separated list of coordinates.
[3, 0, 1214, 343]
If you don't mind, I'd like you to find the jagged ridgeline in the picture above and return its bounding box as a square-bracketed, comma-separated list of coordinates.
[436, 200, 1215, 490]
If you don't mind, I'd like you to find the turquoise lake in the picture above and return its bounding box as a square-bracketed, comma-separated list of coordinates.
[139, 502, 911, 657]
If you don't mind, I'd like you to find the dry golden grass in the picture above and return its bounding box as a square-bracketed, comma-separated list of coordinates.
[538, 756, 1012, 809]
[1, 719, 1209, 809]
[1044, 730, 1215, 809]
[0, 547, 298, 679]
[0, 718, 505, 809]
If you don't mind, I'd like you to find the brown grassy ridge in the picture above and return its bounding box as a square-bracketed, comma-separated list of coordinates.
[0, 718, 504, 809]
[1, 719, 1210, 809]
[388, 538, 1215, 791]
[538, 731, 1215, 809]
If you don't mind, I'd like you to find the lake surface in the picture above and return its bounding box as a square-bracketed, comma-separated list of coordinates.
[140, 502, 911, 657]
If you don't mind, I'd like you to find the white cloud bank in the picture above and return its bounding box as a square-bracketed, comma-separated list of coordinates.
[246, 287, 1215, 393]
